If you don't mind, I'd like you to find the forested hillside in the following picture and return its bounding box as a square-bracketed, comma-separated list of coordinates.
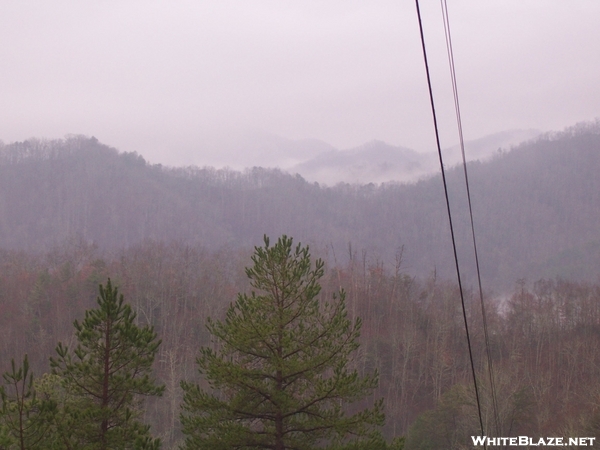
[2, 122, 600, 290]
[1, 240, 600, 448]
[2, 123, 600, 447]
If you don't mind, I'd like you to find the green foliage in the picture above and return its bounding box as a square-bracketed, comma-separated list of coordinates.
[50, 278, 164, 449]
[389, 437, 406, 449]
[404, 384, 476, 450]
[180, 235, 386, 449]
[0, 355, 56, 450]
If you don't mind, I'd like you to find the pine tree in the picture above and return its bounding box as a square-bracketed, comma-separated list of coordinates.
[50, 279, 164, 449]
[180, 235, 386, 450]
[0, 355, 57, 449]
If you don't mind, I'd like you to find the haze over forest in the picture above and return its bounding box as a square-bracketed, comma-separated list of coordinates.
[1, 120, 600, 447]
[0, 121, 597, 291]
[2, 1, 600, 447]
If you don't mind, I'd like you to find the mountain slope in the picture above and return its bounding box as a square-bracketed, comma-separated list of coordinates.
[288, 129, 541, 185]
[292, 140, 435, 184]
[1, 122, 599, 290]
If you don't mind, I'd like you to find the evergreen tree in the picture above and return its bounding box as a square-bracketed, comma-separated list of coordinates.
[0, 355, 56, 449]
[180, 235, 386, 450]
[50, 279, 164, 449]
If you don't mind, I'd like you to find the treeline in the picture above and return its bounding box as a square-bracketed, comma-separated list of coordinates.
[0, 238, 396, 449]
[1, 239, 599, 448]
[1, 121, 600, 290]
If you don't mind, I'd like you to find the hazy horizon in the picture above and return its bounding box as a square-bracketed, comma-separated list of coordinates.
[1, 1, 598, 167]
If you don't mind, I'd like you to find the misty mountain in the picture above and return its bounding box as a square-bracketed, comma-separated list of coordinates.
[441, 129, 541, 165]
[291, 140, 435, 185]
[287, 129, 540, 185]
[197, 129, 541, 185]
[0, 122, 598, 291]
[193, 130, 336, 169]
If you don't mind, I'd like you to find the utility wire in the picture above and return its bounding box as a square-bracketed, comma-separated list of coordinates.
[440, 0, 501, 437]
[414, 0, 486, 442]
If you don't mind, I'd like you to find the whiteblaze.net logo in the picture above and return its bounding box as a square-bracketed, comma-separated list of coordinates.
[471, 436, 596, 447]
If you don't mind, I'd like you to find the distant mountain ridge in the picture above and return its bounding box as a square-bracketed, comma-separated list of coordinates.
[216, 129, 541, 185]
[294, 129, 542, 185]
[190, 130, 336, 169]
[291, 140, 433, 185]
[0, 121, 598, 291]
[189, 129, 541, 185]
[441, 129, 541, 164]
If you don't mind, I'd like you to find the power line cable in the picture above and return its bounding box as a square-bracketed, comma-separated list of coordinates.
[440, 0, 501, 437]
[414, 0, 486, 442]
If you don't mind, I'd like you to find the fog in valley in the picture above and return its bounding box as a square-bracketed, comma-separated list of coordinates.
[1, 2, 600, 449]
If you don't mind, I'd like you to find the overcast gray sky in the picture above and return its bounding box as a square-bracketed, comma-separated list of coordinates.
[1, 1, 599, 167]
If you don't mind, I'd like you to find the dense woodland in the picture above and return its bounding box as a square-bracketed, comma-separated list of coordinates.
[1, 241, 600, 447]
[1, 122, 600, 447]
[1, 121, 600, 290]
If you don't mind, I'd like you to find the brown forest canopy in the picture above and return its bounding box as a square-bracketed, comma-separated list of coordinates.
[1, 241, 600, 447]
[1, 121, 600, 290]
